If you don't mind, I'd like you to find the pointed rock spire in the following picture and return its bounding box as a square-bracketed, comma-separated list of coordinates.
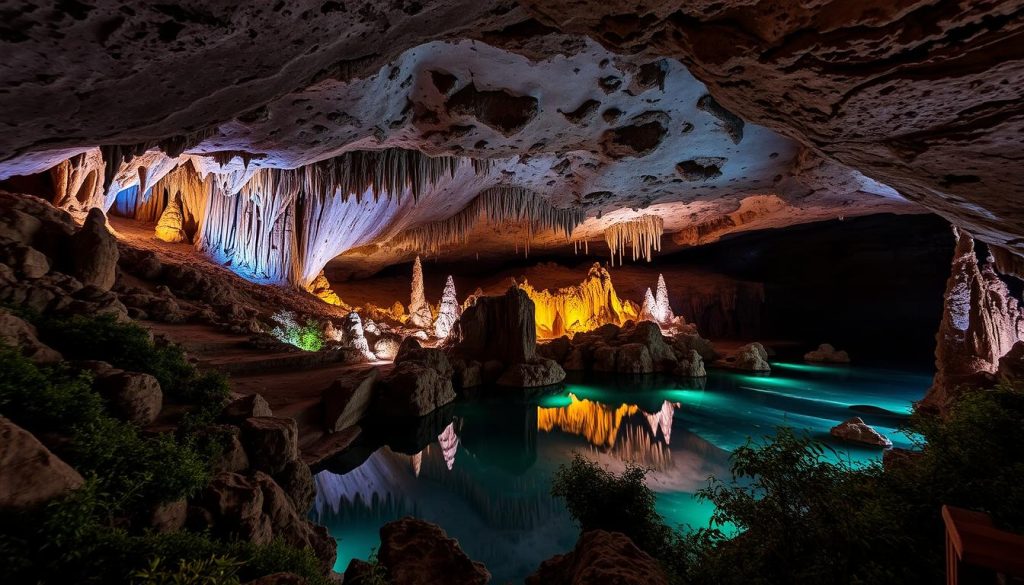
[434, 275, 460, 339]
[654, 273, 673, 323]
[408, 255, 432, 328]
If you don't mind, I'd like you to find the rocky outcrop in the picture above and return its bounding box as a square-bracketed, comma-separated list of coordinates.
[549, 320, 680, 375]
[526, 530, 670, 585]
[345, 517, 489, 585]
[408, 256, 432, 329]
[725, 342, 771, 372]
[0, 416, 84, 509]
[240, 417, 299, 475]
[830, 417, 893, 449]
[71, 208, 117, 291]
[375, 362, 456, 417]
[222, 394, 274, 423]
[0, 308, 61, 363]
[805, 343, 851, 364]
[673, 349, 706, 378]
[496, 358, 566, 387]
[94, 370, 163, 426]
[921, 228, 1024, 413]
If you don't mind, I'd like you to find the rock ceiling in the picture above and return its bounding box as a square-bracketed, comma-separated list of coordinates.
[0, 0, 1020, 277]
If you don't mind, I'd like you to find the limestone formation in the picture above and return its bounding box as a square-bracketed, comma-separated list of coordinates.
[654, 273, 673, 323]
[434, 275, 460, 339]
[730, 342, 771, 372]
[830, 417, 893, 449]
[520, 263, 638, 338]
[638, 287, 657, 323]
[408, 256, 432, 329]
[921, 228, 1024, 413]
[604, 215, 664, 266]
[323, 368, 378, 432]
[0, 416, 84, 509]
[71, 208, 118, 291]
[154, 192, 187, 243]
[805, 343, 851, 364]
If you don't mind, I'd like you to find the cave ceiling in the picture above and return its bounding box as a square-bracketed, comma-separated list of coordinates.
[0, 0, 1020, 273]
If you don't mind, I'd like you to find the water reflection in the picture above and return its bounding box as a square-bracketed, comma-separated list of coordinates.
[312, 366, 930, 583]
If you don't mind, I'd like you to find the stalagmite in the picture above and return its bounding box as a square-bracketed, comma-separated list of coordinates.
[654, 274, 674, 323]
[396, 186, 585, 255]
[408, 256, 432, 328]
[307, 270, 345, 306]
[154, 192, 187, 243]
[434, 275, 460, 339]
[519, 263, 638, 338]
[921, 227, 1024, 413]
[639, 288, 657, 323]
[604, 215, 664, 265]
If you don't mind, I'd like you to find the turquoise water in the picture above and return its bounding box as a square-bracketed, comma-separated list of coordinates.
[311, 363, 931, 582]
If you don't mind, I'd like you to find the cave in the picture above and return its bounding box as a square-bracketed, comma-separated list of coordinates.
[1, 3, 1023, 585]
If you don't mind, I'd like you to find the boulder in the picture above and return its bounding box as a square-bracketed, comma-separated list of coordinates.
[0, 308, 62, 364]
[0, 416, 84, 509]
[496, 357, 566, 387]
[323, 368, 377, 432]
[375, 362, 456, 418]
[204, 425, 250, 474]
[14, 246, 49, 279]
[241, 417, 299, 474]
[273, 459, 315, 514]
[372, 331, 403, 360]
[71, 208, 118, 291]
[451, 359, 482, 389]
[149, 499, 188, 533]
[830, 417, 893, 448]
[351, 517, 489, 585]
[94, 371, 163, 426]
[394, 336, 422, 361]
[671, 332, 717, 361]
[451, 287, 536, 365]
[804, 343, 851, 364]
[673, 349, 707, 378]
[223, 393, 273, 423]
[626, 321, 677, 371]
[537, 335, 572, 364]
[199, 471, 273, 544]
[731, 342, 771, 372]
[526, 530, 670, 585]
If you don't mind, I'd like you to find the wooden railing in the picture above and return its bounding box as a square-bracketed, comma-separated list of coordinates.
[942, 505, 1024, 584]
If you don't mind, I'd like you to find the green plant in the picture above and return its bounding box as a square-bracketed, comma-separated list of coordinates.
[133, 556, 243, 585]
[269, 310, 324, 352]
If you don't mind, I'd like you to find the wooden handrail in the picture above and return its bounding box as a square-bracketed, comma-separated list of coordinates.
[942, 505, 1024, 584]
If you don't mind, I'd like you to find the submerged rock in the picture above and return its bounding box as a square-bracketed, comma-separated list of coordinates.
[830, 417, 892, 448]
[527, 530, 670, 585]
[345, 517, 489, 585]
[805, 343, 851, 363]
[0, 416, 84, 509]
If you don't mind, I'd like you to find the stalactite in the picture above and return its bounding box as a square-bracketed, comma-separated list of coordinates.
[604, 214, 664, 265]
[434, 275, 460, 339]
[396, 185, 585, 255]
[408, 256, 432, 328]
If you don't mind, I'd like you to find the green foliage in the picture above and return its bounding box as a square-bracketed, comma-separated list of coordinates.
[269, 310, 324, 352]
[361, 548, 391, 585]
[0, 345, 102, 433]
[552, 384, 1024, 585]
[133, 556, 242, 585]
[36, 314, 230, 410]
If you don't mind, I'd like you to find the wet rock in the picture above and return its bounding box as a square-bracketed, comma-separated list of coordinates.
[527, 530, 669, 585]
[354, 517, 490, 585]
[223, 393, 273, 423]
[0, 308, 62, 364]
[94, 371, 163, 426]
[496, 357, 566, 387]
[805, 343, 851, 364]
[395, 346, 453, 379]
[323, 368, 377, 432]
[241, 417, 299, 474]
[0, 416, 84, 509]
[376, 362, 456, 418]
[830, 417, 892, 449]
[615, 343, 653, 374]
[731, 342, 771, 372]
[674, 349, 706, 378]
[71, 208, 117, 291]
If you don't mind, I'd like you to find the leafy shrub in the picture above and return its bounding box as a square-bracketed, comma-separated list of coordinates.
[0, 345, 101, 433]
[133, 556, 242, 585]
[269, 310, 324, 352]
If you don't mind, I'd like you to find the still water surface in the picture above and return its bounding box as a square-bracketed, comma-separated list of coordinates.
[312, 363, 930, 582]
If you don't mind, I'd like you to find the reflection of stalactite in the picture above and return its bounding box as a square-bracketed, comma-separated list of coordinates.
[395, 186, 584, 255]
[593, 424, 674, 471]
[538, 395, 677, 454]
[519, 263, 638, 337]
[437, 421, 459, 470]
[604, 215, 663, 265]
[537, 394, 639, 449]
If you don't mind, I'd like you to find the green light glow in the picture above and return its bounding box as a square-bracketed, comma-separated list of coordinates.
[772, 361, 845, 374]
